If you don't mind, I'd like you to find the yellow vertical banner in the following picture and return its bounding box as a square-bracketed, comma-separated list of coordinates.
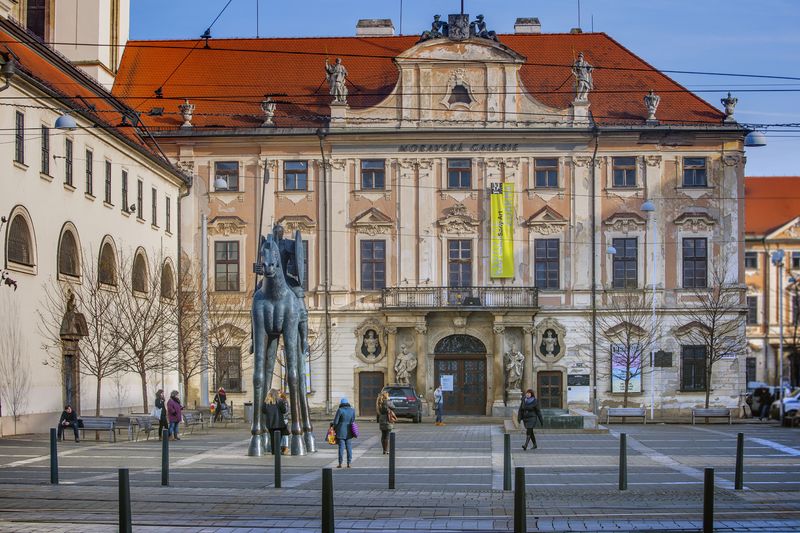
[490, 182, 514, 278]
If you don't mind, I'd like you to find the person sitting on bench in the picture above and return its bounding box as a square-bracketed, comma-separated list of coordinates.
[57, 405, 80, 442]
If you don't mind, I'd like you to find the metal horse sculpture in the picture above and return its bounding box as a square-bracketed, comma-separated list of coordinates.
[248, 232, 315, 456]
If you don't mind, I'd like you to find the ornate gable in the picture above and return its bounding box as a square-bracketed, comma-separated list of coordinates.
[351, 207, 394, 236]
[525, 206, 567, 235]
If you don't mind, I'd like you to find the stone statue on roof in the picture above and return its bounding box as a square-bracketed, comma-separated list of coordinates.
[325, 58, 349, 105]
[572, 52, 593, 102]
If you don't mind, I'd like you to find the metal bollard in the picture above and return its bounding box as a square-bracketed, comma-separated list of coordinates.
[514, 466, 526, 533]
[389, 432, 396, 489]
[703, 467, 714, 533]
[50, 428, 58, 485]
[274, 430, 282, 488]
[734, 432, 744, 490]
[503, 433, 511, 491]
[161, 429, 169, 486]
[619, 433, 627, 491]
[119, 468, 132, 533]
[322, 467, 334, 533]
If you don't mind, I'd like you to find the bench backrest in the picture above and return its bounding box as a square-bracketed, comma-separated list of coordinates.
[693, 408, 730, 415]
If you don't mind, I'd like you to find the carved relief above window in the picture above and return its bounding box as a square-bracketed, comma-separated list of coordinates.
[441, 69, 478, 110]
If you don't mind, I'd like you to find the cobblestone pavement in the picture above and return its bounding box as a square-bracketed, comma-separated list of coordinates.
[0, 419, 797, 531]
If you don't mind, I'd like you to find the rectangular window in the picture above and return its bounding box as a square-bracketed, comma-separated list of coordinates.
[166, 196, 171, 233]
[745, 357, 756, 386]
[361, 160, 385, 190]
[215, 347, 242, 393]
[683, 157, 708, 187]
[65, 139, 73, 186]
[792, 252, 800, 270]
[214, 161, 239, 191]
[104, 161, 112, 204]
[534, 238, 559, 289]
[41, 126, 49, 174]
[151, 188, 158, 226]
[746, 296, 758, 325]
[612, 238, 638, 289]
[744, 251, 758, 269]
[214, 241, 240, 291]
[448, 239, 472, 287]
[612, 156, 637, 188]
[14, 111, 24, 164]
[534, 158, 558, 188]
[360, 240, 386, 291]
[682, 238, 708, 288]
[121, 170, 128, 211]
[681, 345, 707, 391]
[136, 179, 143, 220]
[85, 150, 93, 195]
[447, 159, 471, 189]
[284, 160, 308, 191]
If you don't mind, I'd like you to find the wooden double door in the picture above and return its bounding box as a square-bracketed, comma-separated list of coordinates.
[537, 371, 563, 409]
[434, 355, 486, 415]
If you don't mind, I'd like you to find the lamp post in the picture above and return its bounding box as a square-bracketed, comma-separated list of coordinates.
[771, 250, 785, 424]
[641, 200, 656, 421]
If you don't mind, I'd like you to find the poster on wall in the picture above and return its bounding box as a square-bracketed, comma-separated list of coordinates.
[490, 182, 514, 278]
[440, 374, 454, 392]
[611, 343, 642, 393]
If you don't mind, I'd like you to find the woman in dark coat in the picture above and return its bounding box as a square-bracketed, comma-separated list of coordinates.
[263, 389, 289, 455]
[154, 389, 168, 440]
[518, 389, 544, 450]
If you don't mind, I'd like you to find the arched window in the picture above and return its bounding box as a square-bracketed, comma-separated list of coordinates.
[132, 252, 148, 293]
[7, 215, 33, 266]
[160, 261, 175, 299]
[98, 241, 117, 286]
[58, 229, 80, 277]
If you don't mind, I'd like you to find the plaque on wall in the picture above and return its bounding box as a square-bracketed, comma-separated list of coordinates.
[567, 374, 590, 387]
[654, 350, 673, 367]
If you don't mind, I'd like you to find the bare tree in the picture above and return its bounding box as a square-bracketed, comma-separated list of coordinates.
[37, 251, 122, 416]
[681, 263, 748, 408]
[0, 293, 31, 434]
[112, 251, 177, 412]
[595, 290, 662, 407]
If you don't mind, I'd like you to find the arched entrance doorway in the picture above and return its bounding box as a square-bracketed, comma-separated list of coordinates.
[434, 334, 487, 415]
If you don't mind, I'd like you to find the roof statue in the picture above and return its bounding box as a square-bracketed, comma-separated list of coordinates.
[325, 58, 348, 105]
[572, 52, 593, 102]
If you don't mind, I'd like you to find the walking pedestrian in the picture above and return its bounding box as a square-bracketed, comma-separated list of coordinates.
[434, 384, 445, 426]
[331, 397, 356, 468]
[213, 387, 227, 422]
[376, 391, 396, 454]
[167, 390, 183, 441]
[264, 389, 289, 455]
[518, 389, 544, 450]
[57, 405, 80, 442]
[154, 389, 167, 440]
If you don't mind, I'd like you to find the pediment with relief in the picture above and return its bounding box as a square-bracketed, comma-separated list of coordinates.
[438, 203, 479, 235]
[351, 207, 394, 236]
[526, 206, 567, 235]
[208, 216, 246, 236]
[603, 212, 647, 234]
[673, 212, 716, 233]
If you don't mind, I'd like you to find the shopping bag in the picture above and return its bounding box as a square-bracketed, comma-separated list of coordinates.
[326, 426, 337, 445]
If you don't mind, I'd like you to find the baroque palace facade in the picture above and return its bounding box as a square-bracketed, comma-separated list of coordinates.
[113, 14, 748, 417]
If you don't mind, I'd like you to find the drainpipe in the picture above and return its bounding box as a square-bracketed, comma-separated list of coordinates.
[590, 127, 600, 416]
[317, 128, 332, 414]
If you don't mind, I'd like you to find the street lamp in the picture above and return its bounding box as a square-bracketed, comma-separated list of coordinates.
[771, 250, 785, 424]
[641, 200, 657, 421]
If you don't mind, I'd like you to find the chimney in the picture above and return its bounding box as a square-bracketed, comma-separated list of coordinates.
[514, 17, 541, 34]
[356, 19, 395, 37]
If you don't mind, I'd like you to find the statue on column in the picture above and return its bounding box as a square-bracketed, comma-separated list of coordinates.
[325, 58, 349, 105]
[504, 342, 524, 392]
[572, 52, 593, 102]
[394, 343, 417, 385]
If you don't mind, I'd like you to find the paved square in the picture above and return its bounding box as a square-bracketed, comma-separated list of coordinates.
[0, 420, 798, 531]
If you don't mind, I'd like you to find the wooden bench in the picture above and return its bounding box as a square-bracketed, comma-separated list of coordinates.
[182, 411, 205, 434]
[692, 408, 731, 424]
[77, 417, 117, 442]
[606, 407, 647, 424]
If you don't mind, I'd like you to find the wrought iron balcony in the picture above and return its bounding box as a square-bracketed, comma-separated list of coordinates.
[381, 286, 538, 310]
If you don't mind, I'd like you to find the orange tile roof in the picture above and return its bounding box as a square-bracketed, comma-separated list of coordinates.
[745, 177, 800, 236]
[0, 20, 186, 181]
[112, 33, 725, 130]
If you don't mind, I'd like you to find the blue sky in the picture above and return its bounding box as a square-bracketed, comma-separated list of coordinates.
[130, 0, 800, 176]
